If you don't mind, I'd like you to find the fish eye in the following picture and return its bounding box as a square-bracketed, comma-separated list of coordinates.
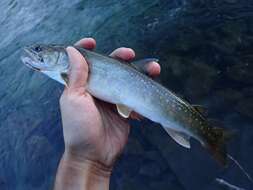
[34, 46, 42, 52]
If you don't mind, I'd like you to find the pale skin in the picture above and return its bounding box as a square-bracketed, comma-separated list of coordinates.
[54, 38, 161, 190]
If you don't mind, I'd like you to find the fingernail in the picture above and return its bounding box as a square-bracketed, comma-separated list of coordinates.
[66, 46, 73, 52]
[66, 46, 76, 59]
[147, 61, 161, 75]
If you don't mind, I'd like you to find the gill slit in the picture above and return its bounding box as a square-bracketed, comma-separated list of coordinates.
[56, 52, 60, 65]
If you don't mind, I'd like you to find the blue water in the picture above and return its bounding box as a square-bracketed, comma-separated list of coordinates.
[0, 0, 253, 189]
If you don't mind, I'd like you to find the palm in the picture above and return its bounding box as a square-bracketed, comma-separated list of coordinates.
[83, 95, 130, 167]
[94, 100, 130, 165]
[61, 91, 130, 167]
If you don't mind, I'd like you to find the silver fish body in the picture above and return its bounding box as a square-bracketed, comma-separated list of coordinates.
[21, 44, 232, 165]
[85, 50, 197, 135]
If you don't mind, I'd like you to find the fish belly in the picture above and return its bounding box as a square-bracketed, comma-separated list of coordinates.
[87, 59, 162, 119]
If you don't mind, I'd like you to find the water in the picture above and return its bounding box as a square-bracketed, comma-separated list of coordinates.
[0, 0, 253, 189]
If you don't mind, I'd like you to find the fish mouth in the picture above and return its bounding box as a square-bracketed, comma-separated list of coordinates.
[21, 48, 42, 71]
[22, 59, 41, 71]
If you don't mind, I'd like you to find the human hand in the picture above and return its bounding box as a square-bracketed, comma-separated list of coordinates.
[59, 38, 161, 173]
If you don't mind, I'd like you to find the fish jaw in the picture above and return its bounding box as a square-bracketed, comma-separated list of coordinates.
[21, 55, 42, 71]
[21, 47, 44, 71]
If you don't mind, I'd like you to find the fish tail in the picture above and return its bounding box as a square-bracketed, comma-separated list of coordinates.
[203, 126, 235, 166]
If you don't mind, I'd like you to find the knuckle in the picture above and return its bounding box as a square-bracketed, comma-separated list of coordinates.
[72, 64, 83, 72]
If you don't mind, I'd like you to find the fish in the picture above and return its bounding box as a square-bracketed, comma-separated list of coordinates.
[21, 44, 233, 165]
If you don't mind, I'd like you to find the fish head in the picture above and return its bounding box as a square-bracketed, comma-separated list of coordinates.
[21, 44, 70, 85]
[21, 44, 69, 71]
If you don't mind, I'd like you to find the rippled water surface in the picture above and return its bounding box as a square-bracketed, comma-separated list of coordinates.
[1, 0, 253, 189]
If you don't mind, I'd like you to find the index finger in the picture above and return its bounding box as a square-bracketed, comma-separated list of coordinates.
[110, 47, 161, 77]
[110, 47, 135, 61]
[74, 38, 96, 50]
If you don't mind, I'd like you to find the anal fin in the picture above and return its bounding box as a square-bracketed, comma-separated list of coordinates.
[163, 127, 191, 149]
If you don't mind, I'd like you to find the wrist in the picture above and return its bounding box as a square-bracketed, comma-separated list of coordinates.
[63, 150, 113, 178]
[54, 151, 112, 190]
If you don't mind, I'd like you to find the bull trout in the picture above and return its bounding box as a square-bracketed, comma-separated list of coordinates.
[21, 44, 232, 165]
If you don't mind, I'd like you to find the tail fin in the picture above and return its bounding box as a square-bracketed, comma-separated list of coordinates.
[204, 126, 235, 166]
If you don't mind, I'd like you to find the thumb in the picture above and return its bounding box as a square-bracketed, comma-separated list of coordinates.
[66, 46, 89, 90]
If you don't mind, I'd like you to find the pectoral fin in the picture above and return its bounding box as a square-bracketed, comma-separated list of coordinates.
[42, 71, 68, 86]
[163, 128, 191, 149]
[61, 72, 69, 86]
[116, 104, 132, 118]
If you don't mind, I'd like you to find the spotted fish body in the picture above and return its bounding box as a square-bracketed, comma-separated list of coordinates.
[21, 44, 232, 165]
